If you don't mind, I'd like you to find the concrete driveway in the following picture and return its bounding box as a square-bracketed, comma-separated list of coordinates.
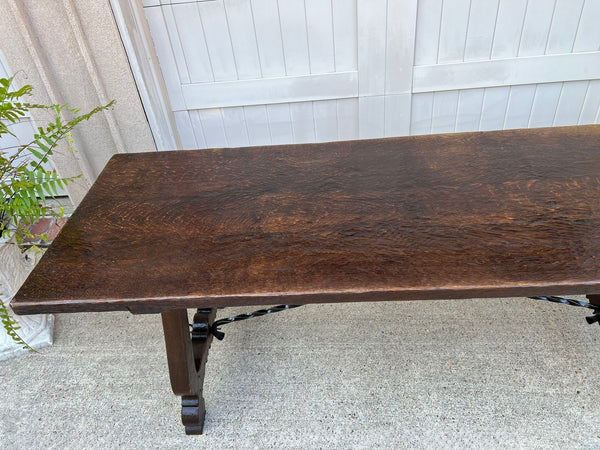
[1, 298, 599, 449]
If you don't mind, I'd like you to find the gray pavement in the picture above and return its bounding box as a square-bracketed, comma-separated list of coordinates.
[1, 298, 599, 449]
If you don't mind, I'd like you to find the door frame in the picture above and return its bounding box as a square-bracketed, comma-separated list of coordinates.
[110, 0, 182, 151]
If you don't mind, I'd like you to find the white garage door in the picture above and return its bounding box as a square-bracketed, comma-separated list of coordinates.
[131, 0, 600, 150]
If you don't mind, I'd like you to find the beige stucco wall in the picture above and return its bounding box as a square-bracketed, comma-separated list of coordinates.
[0, 1, 157, 340]
[0, 0, 156, 205]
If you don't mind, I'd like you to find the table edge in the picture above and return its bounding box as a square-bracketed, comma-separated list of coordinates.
[11, 281, 600, 315]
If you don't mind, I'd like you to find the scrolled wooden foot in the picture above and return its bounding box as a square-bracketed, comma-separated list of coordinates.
[161, 308, 216, 435]
[181, 395, 206, 435]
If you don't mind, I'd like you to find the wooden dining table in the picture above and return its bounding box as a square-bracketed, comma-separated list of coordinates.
[11, 125, 600, 434]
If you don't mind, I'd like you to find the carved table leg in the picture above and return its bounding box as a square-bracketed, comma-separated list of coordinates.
[587, 294, 600, 306]
[161, 308, 216, 435]
[586, 295, 600, 325]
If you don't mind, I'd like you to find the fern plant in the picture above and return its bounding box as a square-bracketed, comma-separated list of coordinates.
[0, 76, 113, 350]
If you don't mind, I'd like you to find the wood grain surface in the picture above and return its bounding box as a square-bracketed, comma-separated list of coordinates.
[11, 125, 600, 314]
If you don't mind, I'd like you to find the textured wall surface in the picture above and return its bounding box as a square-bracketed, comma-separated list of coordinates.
[0, 0, 156, 204]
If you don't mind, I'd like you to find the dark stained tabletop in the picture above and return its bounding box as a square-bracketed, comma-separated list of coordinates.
[11, 125, 600, 314]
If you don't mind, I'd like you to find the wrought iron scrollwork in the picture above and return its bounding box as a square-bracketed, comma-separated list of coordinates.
[193, 296, 600, 346]
[529, 296, 600, 326]
[208, 304, 303, 340]
[191, 308, 212, 342]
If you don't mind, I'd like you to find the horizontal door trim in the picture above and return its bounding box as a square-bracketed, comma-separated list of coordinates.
[413, 52, 600, 93]
[181, 71, 358, 110]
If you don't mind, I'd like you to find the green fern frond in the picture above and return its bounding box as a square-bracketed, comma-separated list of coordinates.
[1, 75, 114, 349]
[0, 297, 33, 352]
